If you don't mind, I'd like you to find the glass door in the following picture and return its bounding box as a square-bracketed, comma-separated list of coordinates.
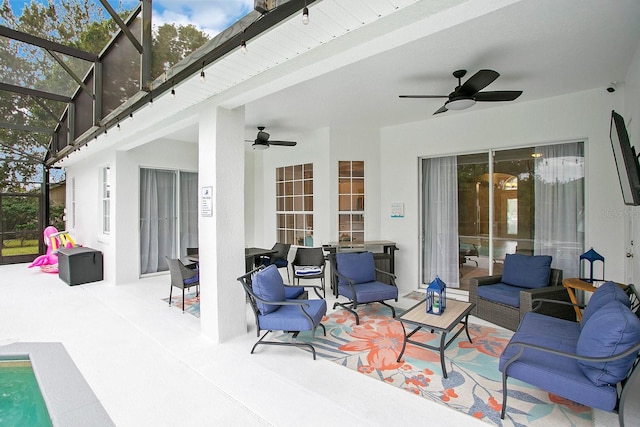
[0, 194, 41, 264]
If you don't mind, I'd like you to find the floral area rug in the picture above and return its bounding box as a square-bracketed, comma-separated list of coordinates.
[161, 292, 200, 317]
[276, 305, 591, 426]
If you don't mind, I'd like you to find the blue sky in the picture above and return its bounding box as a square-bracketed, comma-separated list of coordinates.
[8, 0, 253, 36]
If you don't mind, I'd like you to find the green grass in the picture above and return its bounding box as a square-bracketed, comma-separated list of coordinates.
[2, 239, 39, 256]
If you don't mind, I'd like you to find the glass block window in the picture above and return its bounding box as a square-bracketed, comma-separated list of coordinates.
[338, 161, 364, 243]
[276, 163, 314, 246]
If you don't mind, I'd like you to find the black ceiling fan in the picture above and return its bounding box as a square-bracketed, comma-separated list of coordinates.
[246, 126, 297, 150]
[399, 69, 523, 115]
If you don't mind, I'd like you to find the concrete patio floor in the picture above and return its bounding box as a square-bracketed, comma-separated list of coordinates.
[0, 263, 617, 426]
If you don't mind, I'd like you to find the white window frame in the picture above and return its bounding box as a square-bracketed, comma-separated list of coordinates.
[102, 167, 110, 234]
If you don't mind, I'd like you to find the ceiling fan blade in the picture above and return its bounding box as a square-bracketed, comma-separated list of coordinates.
[459, 69, 499, 95]
[474, 90, 523, 102]
[399, 95, 448, 98]
[433, 105, 448, 115]
[268, 140, 297, 147]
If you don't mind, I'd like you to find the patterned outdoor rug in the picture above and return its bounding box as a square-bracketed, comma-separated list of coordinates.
[161, 292, 200, 317]
[276, 305, 591, 426]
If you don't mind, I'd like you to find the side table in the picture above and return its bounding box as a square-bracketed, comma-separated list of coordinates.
[562, 278, 628, 321]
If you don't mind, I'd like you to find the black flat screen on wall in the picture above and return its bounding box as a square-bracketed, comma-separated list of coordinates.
[610, 110, 640, 206]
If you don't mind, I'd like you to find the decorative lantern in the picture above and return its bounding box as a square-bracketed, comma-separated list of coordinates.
[579, 247, 605, 283]
[426, 276, 447, 315]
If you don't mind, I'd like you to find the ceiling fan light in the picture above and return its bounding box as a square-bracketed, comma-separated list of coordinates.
[252, 142, 269, 150]
[446, 98, 476, 110]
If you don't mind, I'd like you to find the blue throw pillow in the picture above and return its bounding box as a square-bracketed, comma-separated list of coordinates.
[336, 252, 376, 285]
[501, 254, 552, 289]
[581, 281, 630, 328]
[576, 300, 640, 386]
[252, 265, 285, 315]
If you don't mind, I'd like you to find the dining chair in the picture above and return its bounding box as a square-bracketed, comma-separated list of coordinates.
[291, 247, 326, 298]
[260, 243, 291, 283]
[166, 257, 199, 312]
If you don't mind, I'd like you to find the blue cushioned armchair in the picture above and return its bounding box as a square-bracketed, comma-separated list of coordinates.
[500, 283, 640, 426]
[469, 253, 574, 330]
[237, 265, 327, 359]
[329, 251, 398, 325]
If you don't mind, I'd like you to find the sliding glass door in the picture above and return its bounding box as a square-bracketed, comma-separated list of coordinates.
[139, 168, 198, 275]
[421, 141, 584, 290]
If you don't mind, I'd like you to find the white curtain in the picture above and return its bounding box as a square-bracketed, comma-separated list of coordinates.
[140, 169, 176, 274]
[422, 156, 460, 287]
[534, 142, 584, 278]
[179, 171, 199, 256]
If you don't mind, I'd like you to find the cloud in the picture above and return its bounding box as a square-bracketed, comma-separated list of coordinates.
[150, 0, 254, 37]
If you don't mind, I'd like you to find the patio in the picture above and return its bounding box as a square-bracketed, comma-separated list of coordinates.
[0, 263, 619, 426]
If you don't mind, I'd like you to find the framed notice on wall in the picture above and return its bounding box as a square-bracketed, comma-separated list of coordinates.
[201, 186, 213, 217]
[391, 202, 404, 218]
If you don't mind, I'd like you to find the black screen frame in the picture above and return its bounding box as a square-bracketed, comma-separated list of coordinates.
[610, 110, 640, 206]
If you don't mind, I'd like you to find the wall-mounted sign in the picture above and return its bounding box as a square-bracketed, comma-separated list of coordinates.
[391, 202, 404, 218]
[201, 186, 213, 217]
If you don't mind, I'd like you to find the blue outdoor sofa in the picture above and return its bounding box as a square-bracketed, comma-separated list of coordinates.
[499, 282, 640, 426]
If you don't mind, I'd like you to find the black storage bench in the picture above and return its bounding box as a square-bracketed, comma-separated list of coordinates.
[58, 247, 104, 286]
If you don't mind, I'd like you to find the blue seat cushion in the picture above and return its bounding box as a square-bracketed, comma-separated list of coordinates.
[336, 252, 376, 285]
[501, 254, 552, 289]
[477, 283, 527, 308]
[500, 314, 618, 411]
[284, 286, 305, 299]
[252, 265, 285, 315]
[260, 258, 288, 268]
[294, 266, 323, 276]
[183, 275, 199, 285]
[258, 299, 327, 332]
[581, 281, 630, 328]
[338, 281, 398, 303]
[577, 300, 640, 386]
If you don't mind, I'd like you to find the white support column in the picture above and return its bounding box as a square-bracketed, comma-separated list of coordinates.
[198, 105, 246, 342]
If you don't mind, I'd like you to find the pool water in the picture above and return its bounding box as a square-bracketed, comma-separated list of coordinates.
[0, 359, 53, 427]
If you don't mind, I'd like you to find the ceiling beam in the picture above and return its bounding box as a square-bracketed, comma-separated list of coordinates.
[98, 0, 143, 54]
[0, 25, 98, 62]
[0, 82, 72, 103]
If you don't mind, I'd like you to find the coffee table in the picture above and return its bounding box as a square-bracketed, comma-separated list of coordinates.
[395, 299, 475, 378]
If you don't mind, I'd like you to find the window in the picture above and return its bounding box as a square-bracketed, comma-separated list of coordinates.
[276, 164, 313, 246]
[422, 142, 584, 289]
[338, 161, 364, 243]
[102, 167, 110, 234]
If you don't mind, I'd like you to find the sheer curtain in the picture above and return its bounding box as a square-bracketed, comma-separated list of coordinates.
[180, 171, 198, 256]
[140, 169, 176, 274]
[534, 142, 585, 278]
[422, 156, 460, 287]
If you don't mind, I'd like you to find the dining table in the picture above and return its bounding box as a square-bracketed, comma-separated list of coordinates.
[244, 247, 278, 272]
[183, 248, 278, 273]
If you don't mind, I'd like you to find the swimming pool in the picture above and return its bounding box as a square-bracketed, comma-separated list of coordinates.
[0, 358, 53, 427]
[0, 342, 114, 426]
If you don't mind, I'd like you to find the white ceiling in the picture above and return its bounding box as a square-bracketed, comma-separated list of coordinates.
[69, 0, 640, 159]
[238, 0, 640, 141]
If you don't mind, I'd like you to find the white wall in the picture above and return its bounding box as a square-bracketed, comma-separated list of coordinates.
[381, 88, 626, 293]
[66, 138, 198, 284]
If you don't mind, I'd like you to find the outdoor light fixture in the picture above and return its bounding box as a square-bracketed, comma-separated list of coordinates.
[426, 276, 446, 315]
[149, 96, 153, 107]
[445, 97, 476, 111]
[241, 39, 247, 54]
[117, 123, 121, 131]
[200, 69, 206, 83]
[171, 87, 176, 98]
[302, 6, 309, 24]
